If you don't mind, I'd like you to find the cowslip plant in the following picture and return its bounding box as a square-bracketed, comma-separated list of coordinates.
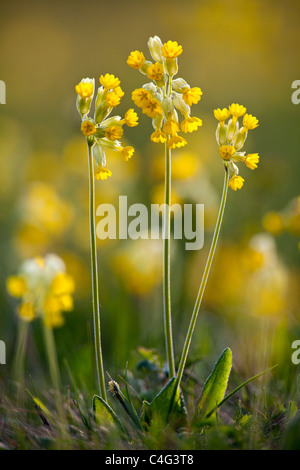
[7, 254, 74, 423]
[174, 103, 260, 401]
[127, 36, 203, 378]
[77, 36, 265, 431]
[75, 74, 138, 401]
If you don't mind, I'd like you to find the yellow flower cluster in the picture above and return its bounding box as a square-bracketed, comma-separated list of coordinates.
[214, 103, 260, 190]
[75, 74, 138, 180]
[263, 196, 300, 243]
[127, 36, 203, 149]
[6, 254, 75, 329]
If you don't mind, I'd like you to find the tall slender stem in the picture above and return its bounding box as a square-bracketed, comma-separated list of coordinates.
[176, 166, 229, 390]
[163, 140, 175, 378]
[13, 320, 28, 404]
[87, 140, 107, 400]
[42, 323, 65, 425]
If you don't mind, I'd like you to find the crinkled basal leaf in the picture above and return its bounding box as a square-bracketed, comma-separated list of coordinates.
[93, 395, 124, 432]
[197, 347, 232, 419]
[150, 377, 186, 424]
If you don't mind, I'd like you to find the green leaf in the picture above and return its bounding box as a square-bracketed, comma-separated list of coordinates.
[197, 347, 232, 419]
[26, 389, 54, 424]
[150, 378, 186, 424]
[93, 395, 124, 433]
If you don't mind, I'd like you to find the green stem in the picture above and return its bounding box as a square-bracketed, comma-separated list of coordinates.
[176, 166, 229, 390]
[87, 141, 107, 401]
[163, 140, 175, 378]
[13, 320, 29, 404]
[42, 323, 65, 424]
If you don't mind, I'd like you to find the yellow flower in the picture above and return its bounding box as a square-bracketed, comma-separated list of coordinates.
[243, 113, 259, 130]
[263, 212, 284, 235]
[99, 73, 120, 89]
[18, 302, 35, 322]
[51, 273, 75, 296]
[94, 167, 112, 180]
[75, 82, 94, 99]
[114, 86, 124, 98]
[228, 175, 245, 190]
[106, 91, 121, 107]
[151, 129, 167, 143]
[229, 103, 246, 118]
[127, 51, 146, 69]
[119, 146, 135, 161]
[163, 119, 179, 136]
[81, 120, 96, 136]
[219, 145, 236, 160]
[161, 40, 183, 58]
[146, 63, 164, 81]
[58, 294, 74, 311]
[105, 125, 124, 141]
[121, 108, 139, 127]
[181, 116, 203, 133]
[214, 108, 231, 124]
[6, 276, 27, 298]
[244, 153, 259, 170]
[182, 87, 203, 106]
[167, 134, 187, 149]
[132, 88, 151, 108]
[142, 98, 162, 118]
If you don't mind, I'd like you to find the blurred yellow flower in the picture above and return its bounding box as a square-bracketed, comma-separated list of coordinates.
[6, 276, 27, 298]
[18, 301, 36, 322]
[262, 212, 285, 235]
[7, 254, 75, 328]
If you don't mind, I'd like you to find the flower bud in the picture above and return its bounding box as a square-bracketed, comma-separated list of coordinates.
[140, 60, 153, 75]
[233, 128, 248, 150]
[227, 118, 239, 144]
[95, 87, 109, 124]
[172, 78, 189, 92]
[93, 143, 106, 166]
[148, 36, 164, 62]
[172, 92, 190, 115]
[76, 96, 92, 117]
[216, 123, 227, 146]
[164, 58, 178, 77]
[161, 97, 174, 117]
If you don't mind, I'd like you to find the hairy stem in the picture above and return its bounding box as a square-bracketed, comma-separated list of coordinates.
[87, 141, 107, 400]
[163, 140, 175, 378]
[176, 166, 229, 390]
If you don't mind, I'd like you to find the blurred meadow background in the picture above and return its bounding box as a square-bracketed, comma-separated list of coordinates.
[0, 0, 300, 447]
